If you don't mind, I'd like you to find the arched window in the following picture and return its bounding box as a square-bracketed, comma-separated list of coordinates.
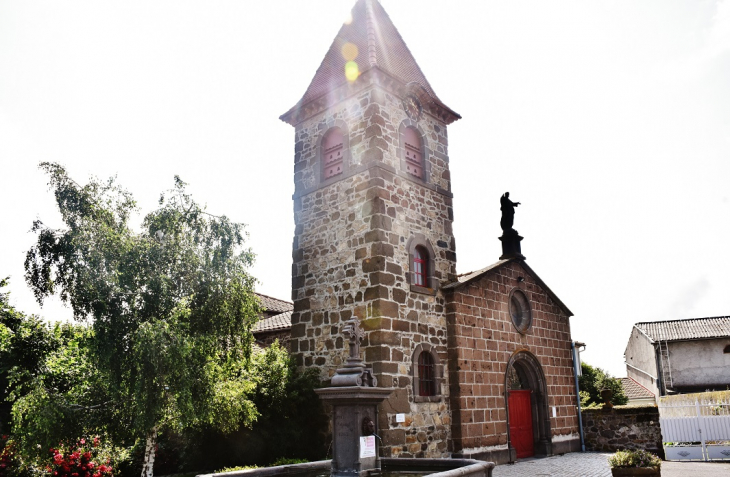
[407, 234, 437, 295]
[322, 127, 344, 180]
[413, 246, 427, 287]
[418, 351, 436, 396]
[412, 344, 441, 402]
[403, 126, 423, 178]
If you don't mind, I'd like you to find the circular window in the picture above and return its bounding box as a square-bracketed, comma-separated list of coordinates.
[509, 289, 532, 334]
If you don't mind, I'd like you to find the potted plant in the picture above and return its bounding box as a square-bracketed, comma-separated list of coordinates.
[608, 449, 662, 476]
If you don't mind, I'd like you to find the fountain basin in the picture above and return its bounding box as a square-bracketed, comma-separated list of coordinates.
[197, 458, 494, 477]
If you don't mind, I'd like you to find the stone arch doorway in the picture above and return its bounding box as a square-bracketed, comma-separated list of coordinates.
[504, 351, 552, 461]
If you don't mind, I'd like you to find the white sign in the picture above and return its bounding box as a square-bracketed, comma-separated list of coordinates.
[396, 413, 405, 423]
[552, 406, 557, 418]
[359, 436, 376, 458]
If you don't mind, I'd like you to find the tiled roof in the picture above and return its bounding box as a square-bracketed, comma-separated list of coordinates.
[253, 311, 292, 334]
[634, 316, 730, 342]
[255, 293, 293, 314]
[620, 377, 655, 401]
[281, 0, 457, 121]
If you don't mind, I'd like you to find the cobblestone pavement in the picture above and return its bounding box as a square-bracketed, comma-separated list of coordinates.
[492, 452, 612, 477]
[491, 452, 730, 477]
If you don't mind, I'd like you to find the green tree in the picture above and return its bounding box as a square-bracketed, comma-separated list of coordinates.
[1, 278, 119, 472]
[24, 163, 261, 477]
[0, 278, 58, 435]
[578, 362, 628, 407]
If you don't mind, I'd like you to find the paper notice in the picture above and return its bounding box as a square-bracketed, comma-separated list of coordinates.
[359, 436, 376, 458]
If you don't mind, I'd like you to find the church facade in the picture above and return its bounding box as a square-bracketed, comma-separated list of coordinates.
[279, 0, 580, 464]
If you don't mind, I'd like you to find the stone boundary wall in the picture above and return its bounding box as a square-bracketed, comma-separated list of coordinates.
[582, 406, 663, 456]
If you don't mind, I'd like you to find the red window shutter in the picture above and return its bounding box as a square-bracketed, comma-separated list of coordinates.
[404, 127, 423, 178]
[323, 128, 344, 179]
[413, 246, 426, 286]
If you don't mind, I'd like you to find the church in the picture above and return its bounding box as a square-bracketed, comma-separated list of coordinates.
[270, 0, 580, 464]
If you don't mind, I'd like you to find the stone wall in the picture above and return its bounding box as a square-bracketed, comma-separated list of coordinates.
[289, 79, 456, 458]
[254, 330, 291, 351]
[582, 406, 663, 455]
[445, 260, 580, 463]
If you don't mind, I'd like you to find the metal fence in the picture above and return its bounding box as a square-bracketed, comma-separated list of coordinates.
[659, 392, 730, 461]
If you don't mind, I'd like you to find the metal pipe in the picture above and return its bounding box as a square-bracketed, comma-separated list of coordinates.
[571, 341, 586, 452]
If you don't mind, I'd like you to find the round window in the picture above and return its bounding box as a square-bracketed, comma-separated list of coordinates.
[509, 289, 532, 334]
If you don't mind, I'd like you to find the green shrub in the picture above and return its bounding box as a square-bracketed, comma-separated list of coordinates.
[608, 450, 661, 469]
[215, 465, 259, 473]
[579, 363, 628, 407]
[270, 458, 308, 466]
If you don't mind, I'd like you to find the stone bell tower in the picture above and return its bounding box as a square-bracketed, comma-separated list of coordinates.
[280, 0, 460, 458]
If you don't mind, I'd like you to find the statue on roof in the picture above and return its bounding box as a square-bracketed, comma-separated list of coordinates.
[500, 192, 521, 232]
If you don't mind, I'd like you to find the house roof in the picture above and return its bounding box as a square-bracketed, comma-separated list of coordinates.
[443, 258, 573, 317]
[253, 311, 293, 334]
[255, 293, 293, 314]
[620, 377, 655, 401]
[634, 316, 730, 342]
[280, 0, 459, 124]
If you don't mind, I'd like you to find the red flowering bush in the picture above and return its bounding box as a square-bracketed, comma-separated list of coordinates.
[46, 438, 114, 477]
[0, 435, 20, 477]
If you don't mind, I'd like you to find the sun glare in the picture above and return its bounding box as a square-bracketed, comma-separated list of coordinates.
[344, 61, 360, 82]
[341, 42, 359, 61]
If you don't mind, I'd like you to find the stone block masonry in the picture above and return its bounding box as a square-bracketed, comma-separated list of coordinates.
[289, 81, 456, 458]
[582, 406, 663, 456]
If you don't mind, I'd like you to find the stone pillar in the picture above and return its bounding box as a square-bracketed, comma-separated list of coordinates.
[316, 387, 393, 477]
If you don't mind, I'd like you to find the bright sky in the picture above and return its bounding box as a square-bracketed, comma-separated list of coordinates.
[1, 1, 729, 377]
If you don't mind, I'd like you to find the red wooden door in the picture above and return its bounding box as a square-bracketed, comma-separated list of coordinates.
[508, 390, 534, 459]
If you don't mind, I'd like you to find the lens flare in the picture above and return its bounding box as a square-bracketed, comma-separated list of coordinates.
[341, 42, 359, 61]
[345, 61, 359, 82]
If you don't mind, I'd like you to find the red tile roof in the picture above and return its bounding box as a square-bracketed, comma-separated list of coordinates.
[253, 311, 292, 334]
[281, 0, 457, 122]
[255, 293, 293, 314]
[635, 316, 730, 342]
[620, 377, 655, 401]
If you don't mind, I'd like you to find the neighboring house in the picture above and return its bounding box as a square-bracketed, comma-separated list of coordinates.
[624, 317, 730, 399]
[252, 293, 293, 350]
[620, 377, 656, 406]
[275, 0, 582, 464]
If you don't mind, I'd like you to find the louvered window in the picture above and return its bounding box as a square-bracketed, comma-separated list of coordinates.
[323, 127, 344, 179]
[404, 127, 423, 178]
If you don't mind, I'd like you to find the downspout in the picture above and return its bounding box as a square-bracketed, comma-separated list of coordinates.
[571, 341, 586, 452]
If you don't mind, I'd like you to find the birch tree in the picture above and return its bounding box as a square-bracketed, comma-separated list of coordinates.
[25, 163, 260, 477]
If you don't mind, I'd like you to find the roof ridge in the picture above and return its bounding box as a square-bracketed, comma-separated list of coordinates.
[635, 316, 730, 325]
[365, 0, 377, 67]
[254, 292, 293, 305]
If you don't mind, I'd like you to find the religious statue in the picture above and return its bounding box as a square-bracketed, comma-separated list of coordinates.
[500, 192, 521, 232]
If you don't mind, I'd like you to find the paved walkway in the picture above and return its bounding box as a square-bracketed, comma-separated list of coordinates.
[492, 452, 611, 477]
[491, 452, 730, 477]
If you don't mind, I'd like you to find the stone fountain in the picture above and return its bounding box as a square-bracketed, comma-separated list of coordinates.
[200, 318, 494, 477]
[315, 318, 393, 477]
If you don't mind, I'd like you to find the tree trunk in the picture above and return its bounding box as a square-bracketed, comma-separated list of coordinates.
[140, 426, 158, 477]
